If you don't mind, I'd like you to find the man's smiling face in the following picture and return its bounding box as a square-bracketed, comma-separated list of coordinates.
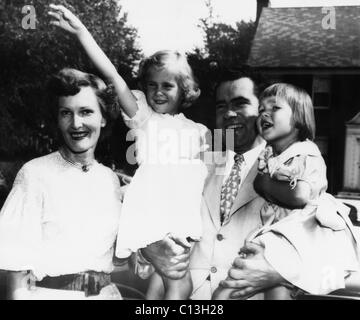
[215, 77, 259, 154]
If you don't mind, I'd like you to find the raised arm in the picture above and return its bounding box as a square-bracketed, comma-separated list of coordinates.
[48, 4, 138, 118]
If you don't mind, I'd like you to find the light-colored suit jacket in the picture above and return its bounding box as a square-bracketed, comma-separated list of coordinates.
[190, 151, 266, 300]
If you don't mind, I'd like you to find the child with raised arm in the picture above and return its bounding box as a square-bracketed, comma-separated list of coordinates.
[213, 83, 360, 300]
[49, 4, 208, 300]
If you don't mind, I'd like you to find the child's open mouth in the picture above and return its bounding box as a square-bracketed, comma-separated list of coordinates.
[260, 120, 273, 131]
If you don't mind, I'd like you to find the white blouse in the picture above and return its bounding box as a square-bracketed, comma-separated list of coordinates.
[0, 152, 122, 280]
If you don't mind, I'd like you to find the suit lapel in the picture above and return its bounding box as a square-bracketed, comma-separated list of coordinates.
[229, 160, 259, 217]
[203, 152, 226, 229]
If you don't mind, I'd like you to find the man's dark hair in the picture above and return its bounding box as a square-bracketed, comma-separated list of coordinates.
[214, 66, 267, 98]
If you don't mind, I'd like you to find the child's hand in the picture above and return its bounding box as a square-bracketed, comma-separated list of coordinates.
[48, 4, 86, 35]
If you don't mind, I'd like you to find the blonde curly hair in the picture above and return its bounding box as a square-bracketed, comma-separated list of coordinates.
[138, 50, 200, 109]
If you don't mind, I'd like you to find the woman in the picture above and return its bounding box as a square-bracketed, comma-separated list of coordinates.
[0, 68, 123, 299]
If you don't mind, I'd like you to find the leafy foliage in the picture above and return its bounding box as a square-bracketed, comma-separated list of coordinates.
[198, 0, 256, 69]
[185, 0, 256, 132]
[0, 0, 141, 160]
[202, 20, 256, 68]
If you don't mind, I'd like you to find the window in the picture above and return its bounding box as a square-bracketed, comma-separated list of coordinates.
[312, 75, 331, 109]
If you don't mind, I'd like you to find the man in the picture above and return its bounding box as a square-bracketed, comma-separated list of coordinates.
[187, 72, 267, 299]
[138, 70, 288, 299]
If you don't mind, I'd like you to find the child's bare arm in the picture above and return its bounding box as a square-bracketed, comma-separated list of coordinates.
[48, 4, 138, 118]
[254, 172, 311, 209]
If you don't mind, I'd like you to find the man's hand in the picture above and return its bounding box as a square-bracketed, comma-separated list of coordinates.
[142, 234, 191, 280]
[48, 4, 86, 35]
[219, 242, 285, 299]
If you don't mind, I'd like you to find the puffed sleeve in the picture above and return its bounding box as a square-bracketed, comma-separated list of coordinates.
[197, 123, 210, 153]
[296, 155, 327, 199]
[120, 90, 152, 129]
[0, 164, 43, 272]
[270, 154, 327, 196]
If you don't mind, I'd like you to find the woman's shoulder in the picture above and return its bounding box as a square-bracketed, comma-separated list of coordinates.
[96, 163, 121, 184]
[21, 152, 60, 174]
[11, 152, 60, 187]
[96, 162, 116, 175]
[95, 164, 122, 199]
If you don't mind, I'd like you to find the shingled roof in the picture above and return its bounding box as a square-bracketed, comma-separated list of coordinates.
[247, 6, 360, 68]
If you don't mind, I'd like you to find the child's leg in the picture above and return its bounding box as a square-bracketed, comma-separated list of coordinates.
[162, 270, 193, 300]
[146, 238, 195, 300]
[212, 280, 237, 300]
[146, 271, 193, 300]
[146, 272, 165, 300]
[264, 286, 292, 300]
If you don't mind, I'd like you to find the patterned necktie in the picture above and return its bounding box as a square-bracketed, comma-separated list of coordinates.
[220, 154, 245, 225]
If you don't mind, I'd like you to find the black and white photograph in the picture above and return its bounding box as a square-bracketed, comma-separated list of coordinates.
[1, 0, 360, 305]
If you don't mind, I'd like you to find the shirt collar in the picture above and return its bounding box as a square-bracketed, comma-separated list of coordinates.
[226, 140, 266, 167]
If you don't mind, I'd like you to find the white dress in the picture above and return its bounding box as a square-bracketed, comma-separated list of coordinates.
[0, 152, 122, 282]
[248, 141, 360, 294]
[116, 91, 208, 257]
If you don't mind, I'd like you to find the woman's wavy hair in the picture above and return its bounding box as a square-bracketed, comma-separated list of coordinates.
[137, 50, 200, 108]
[47, 68, 120, 139]
[260, 83, 316, 141]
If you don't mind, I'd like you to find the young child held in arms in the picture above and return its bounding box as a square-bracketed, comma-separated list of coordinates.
[49, 4, 208, 300]
[213, 83, 360, 300]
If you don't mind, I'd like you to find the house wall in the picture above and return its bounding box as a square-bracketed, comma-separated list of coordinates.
[259, 72, 360, 194]
[332, 75, 360, 193]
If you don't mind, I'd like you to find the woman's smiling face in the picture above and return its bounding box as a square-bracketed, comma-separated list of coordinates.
[57, 86, 106, 154]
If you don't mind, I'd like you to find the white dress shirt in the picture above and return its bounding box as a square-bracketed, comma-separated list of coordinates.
[222, 142, 266, 187]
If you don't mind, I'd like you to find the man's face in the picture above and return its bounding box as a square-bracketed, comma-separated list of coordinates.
[215, 77, 259, 154]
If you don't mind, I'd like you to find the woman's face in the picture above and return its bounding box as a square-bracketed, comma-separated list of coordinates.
[57, 86, 106, 154]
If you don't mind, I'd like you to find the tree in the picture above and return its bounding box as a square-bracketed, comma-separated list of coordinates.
[198, 0, 256, 69]
[0, 0, 142, 160]
[202, 20, 256, 68]
[184, 0, 257, 133]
